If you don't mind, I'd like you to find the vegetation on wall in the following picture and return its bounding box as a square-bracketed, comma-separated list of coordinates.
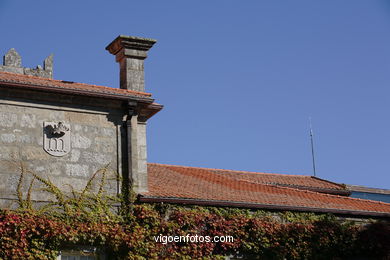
[0, 163, 389, 259]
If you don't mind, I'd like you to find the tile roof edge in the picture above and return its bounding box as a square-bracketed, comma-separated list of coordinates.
[139, 196, 390, 217]
[147, 162, 311, 178]
[148, 162, 349, 191]
[0, 71, 152, 97]
[148, 163, 390, 207]
[0, 80, 151, 101]
[259, 181, 390, 207]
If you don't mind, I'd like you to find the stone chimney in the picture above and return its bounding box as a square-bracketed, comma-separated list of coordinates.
[105, 35, 156, 92]
[106, 35, 157, 194]
[0, 48, 53, 79]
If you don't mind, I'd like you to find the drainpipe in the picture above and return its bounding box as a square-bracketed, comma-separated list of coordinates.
[123, 101, 137, 214]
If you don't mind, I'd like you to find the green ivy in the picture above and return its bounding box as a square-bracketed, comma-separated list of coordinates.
[0, 206, 389, 259]
[0, 163, 388, 259]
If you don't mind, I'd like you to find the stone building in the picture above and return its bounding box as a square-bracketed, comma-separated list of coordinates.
[0, 35, 389, 219]
[0, 35, 162, 206]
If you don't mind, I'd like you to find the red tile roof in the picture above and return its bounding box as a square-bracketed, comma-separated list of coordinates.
[141, 163, 390, 217]
[205, 167, 347, 195]
[0, 71, 152, 100]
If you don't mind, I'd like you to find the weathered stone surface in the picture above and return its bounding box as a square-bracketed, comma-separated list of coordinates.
[94, 137, 115, 153]
[4, 48, 21, 67]
[1, 134, 16, 143]
[1, 49, 53, 79]
[21, 146, 49, 160]
[17, 134, 34, 144]
[100, 128, 115, 137]
[83, 126, 99, 135]
[139, 146, 147, 160]
[0, 146, 18, 160]
[50, 176, 89, 192]
[0, 100, 121, 206]
[33, 162, 62, 176]
[106, 35, 156, 92]
[37, 137, 43, 146]
[70, 149, 81, 162]
[82, 151, 112, 165]
[0, 112, 17, 127]
[24, 68, 52, 79]
[0, 66, 23, 74]
[48, 111, 65, 121]
[73, 124, 83, 132]
[71, 133, 91, 149]
[20, 114, 37, 128]
[66, 112, 99, 125]
[65, 164, 89, 177]
[0, 174, 19, 197]
[44, 54, 53, 78]
[0, 161, 15, 178]
[45, 163, 63, 176]
[129, 117, 148, 193]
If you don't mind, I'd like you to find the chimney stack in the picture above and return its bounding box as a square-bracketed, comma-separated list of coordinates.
[106, 35, 159, 194]
[106, 35, 156, 92]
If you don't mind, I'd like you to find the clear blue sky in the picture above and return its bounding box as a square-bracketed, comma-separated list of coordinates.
[1, 1, 390, 189]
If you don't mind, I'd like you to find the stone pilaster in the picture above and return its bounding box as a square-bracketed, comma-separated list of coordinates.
[135, 120, 148, 193]
[106, 35, 157, 194]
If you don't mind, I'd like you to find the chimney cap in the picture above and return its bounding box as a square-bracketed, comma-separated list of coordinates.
[105, 35, 157, 56]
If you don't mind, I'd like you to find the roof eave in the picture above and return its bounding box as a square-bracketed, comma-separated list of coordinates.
[139, 102, 164, 120]
[139, 195, 390, 219]
[0, 81, 154, 103]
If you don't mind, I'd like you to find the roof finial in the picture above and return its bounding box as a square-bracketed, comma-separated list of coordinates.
[0, 49, 53, 79]
[3, 48, 21, 67]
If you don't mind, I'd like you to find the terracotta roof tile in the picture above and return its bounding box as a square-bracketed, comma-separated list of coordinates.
[0, 71, 151, 99]
[142, 163, 390, 217]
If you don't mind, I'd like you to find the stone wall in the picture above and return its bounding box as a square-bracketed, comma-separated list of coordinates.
[0, 95, 126, 207]
[0, 35, 161, 207]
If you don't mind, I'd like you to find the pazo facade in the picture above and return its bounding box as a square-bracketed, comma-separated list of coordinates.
[0, 35, 162, 207]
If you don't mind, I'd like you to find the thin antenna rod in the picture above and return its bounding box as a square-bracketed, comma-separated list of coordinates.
[309, 117, 317, 177]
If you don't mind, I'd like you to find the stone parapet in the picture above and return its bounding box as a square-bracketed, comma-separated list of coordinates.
[0, 49, 53, 79]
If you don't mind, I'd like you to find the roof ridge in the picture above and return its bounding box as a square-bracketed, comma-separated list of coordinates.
[244, 180, 343, 191]
[147, 162, 312, 177]
[0, 71, 152, 97]
[194, 171, 390, 208]
[310, 176, 346, 189]
[149, 164, 390, 202]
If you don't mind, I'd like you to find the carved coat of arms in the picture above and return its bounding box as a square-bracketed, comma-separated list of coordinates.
[43, 122, 71, 156]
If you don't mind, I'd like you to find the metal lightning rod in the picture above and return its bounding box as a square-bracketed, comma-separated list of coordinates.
[309, 117, 317, 177]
